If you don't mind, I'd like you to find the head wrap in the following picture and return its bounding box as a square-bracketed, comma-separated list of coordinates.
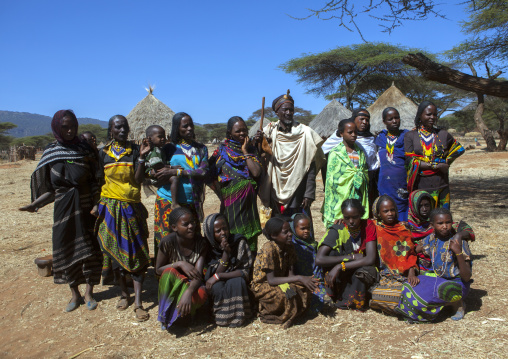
[203, 213, 244, 263]
[289, 213, 310, 237]
[372, 195, 398, 223]
[51, 110, 80, 145]
[272, 89, 294, 112]
[351, 108, 373, 137]
[408, 190, 435, 226]
[203, 213, 222, 249]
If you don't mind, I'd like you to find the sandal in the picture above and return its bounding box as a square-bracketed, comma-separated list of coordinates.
[65, 298, 83, 312]
[116, 296, 129, 310]
[134, 305, 149, 322]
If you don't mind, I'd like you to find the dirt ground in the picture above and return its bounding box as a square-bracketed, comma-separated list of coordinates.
[1, 142, 507, 359]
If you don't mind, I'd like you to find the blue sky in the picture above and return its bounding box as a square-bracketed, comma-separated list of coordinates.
[0, 1, 470, 125]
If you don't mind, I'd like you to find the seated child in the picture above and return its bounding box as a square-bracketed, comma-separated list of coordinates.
[373, 195, 419, 285]
[251, 217, 318, 329]
[316, 199, 377, 311]
[289, 213, 332, 313]
[145, 125, 179, 209]
[407, 189, 475, 271]
[370, 195, 419, 315]
[203, 213, 253, 327]
[155, 207, 208, 330]
[396, 208, 473, 322]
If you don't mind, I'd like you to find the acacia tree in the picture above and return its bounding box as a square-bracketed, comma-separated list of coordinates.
[248, 106, 315, 125]
[296, 0, 508, 97]
[0, 122, 16, 149]
[280, 42, 468, 112]
[280, 43, 418, 109]
[295, 0, 508, 150]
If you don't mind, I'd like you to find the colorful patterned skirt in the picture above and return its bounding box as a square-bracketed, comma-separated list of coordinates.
[220, 178, 262, 252]
[95, 197, 150, 275]
[396, 272, 470, 322]
[252, 282, 309, 329]
[210, 276, 252, 327]
[327, 267, 369, 310]
[158, 267, 208, 327]
[428, 187, 450, 209]
[153, 194, 198, 259]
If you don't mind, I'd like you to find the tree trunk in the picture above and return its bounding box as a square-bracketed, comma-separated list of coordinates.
[474, 93, 498, 151]
[402, 53, 508, 98]
[497, 117, 508, 151]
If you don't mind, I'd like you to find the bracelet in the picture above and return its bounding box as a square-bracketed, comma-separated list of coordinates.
[214, 273, 220, 280]
[341, 262, 346, 271]
[138, 158, 145, 163]
[177, 169, 183, 176]
[352, 253, 355, 260]
[219, 259, 229, 267]
[455, 252, 464, 256]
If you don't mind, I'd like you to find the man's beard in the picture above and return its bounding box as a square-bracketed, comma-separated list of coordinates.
[281, 117, 293, 126]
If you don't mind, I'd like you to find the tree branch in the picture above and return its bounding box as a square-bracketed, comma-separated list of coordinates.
[403, 53, 508, 98]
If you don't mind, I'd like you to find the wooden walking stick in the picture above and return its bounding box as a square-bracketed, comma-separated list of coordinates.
[259, 97, 272, 155]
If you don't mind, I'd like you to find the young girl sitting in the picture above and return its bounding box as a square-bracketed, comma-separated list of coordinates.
[408, 189, 475, 271]
[155, 207, 208, 330]
[370, 195, 419, 315]
[397, 208, 473, 322]
[290, 213, 331, 313]
[316, 199, 377, 311]
[251, 217, 318, 329]
[203, 213, 254, 327]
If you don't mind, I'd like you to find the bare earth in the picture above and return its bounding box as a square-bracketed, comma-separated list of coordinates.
[1, 144, 507, 358]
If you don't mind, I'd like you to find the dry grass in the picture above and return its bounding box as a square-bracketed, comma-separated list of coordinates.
[1, 145, 507, 358]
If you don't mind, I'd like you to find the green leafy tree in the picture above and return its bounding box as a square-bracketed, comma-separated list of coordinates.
[12, 134, 54, 148]
[79, 124, 108, 144]
[203, 123, 228, 142]
[194, 125, 211, 143]
[281, 43, 428, 109]
[280, 42, 468, 113]
[248, 106, 315, 125]
[449, 0, 508, 65]
[0, 122, 16, 149]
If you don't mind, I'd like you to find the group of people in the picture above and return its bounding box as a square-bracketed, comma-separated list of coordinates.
[20, 90, 474, 330]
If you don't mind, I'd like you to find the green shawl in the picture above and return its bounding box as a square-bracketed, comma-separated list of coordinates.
[322, 142, 369, 228]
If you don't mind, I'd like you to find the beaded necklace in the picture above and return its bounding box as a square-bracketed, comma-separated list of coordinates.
[418, 126, 436, 160]
[385, 132, 398, 164]
[110, 141, 127, 160]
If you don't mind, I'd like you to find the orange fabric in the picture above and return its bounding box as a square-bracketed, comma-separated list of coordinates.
[376, 222, 418, 275]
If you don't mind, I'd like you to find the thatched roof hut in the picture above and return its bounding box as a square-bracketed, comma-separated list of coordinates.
[367, 83, 417, 133]
[248, 118, 276, 137]
[308, 99, 352, 138]
[127, 87, 175, 141]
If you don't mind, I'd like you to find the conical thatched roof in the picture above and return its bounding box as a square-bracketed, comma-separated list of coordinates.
[367, 83, 417, 133]
[308, 99, 352, 138]
[127, 87, 175, 141]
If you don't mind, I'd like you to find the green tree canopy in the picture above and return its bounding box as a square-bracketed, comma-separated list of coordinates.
[194, 125, 210, 143]
[79, 124, 108, 144]
[280, 42, 468, 112]
[448, 0, 508, 65]
[248, 106, 315, 125]
[0, 122, 16, 149]
[12, 134, 54, 148]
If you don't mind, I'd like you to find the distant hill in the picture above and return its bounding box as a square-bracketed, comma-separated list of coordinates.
[0, 110, 107, 137]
